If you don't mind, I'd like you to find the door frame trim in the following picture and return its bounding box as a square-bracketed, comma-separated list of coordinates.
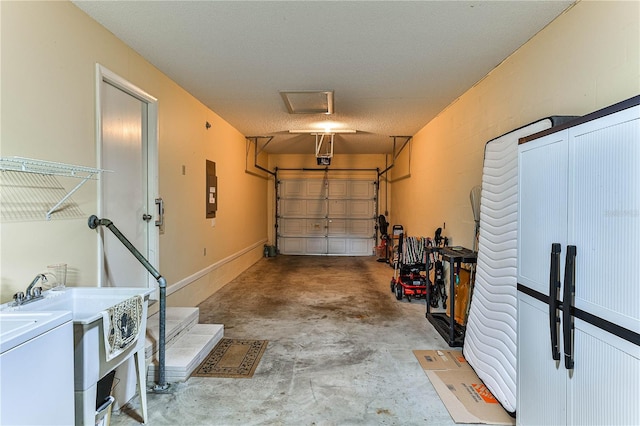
[95, 64, 159, 290]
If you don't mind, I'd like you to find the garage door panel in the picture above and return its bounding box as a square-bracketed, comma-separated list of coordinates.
[280, 199, 305, 217]
[348, 200, 374, 218]
[305, 200, 327, 217]
[329, 200, 374, 218]
[280, 180, 304, 198]
[280, 219, 328, 236]
[280, 218, 305, 235]
[305, 220, 327, 235]
[349, 219, 374, 237]
[306, 180, 325, 198]
[328, 180, 348, 198]
[281, 199, 327, 217]
[278, 178, 376, 256]
[349, 239, 374, 256]
[328, 238, 347, 254]
[279, 237, 305, 254]
[328, 200, 348, 216]
[328, 219, 373, 237]
[279, 237, 328, 254]
[280, 179, 327, 198]
[328, 219, 347, 236]
[305, 238, 327, 254]
[327, 180, 375, 198]
[349, 181, 375, 198]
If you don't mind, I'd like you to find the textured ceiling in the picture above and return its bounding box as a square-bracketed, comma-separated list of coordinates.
[73, 1, 573, 154]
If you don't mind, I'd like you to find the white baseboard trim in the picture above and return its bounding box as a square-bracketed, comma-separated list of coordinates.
[166, 239, 268, 296]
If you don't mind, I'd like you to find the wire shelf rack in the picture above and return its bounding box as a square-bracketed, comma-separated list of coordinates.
[0, 156, 110, 220]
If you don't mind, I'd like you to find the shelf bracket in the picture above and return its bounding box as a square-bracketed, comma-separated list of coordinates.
[45, 173, 95, 220]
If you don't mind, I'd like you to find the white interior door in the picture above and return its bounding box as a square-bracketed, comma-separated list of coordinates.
[101, 81, 147, 287]
[98, 66, 158, 289]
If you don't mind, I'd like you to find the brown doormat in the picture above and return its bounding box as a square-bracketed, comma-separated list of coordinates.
[192, 338, 268, 378]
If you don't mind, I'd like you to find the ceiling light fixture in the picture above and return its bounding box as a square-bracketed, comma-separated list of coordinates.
[289, 129, 356, 134]
[280, 90, 334, 114]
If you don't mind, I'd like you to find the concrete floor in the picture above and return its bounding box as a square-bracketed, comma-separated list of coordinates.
[112, 255, 472, 425]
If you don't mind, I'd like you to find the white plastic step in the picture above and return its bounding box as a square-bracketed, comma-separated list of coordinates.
[146, 323, 224, 383]
[145, 307, 199, 359]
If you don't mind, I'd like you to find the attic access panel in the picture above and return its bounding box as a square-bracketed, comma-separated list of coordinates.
[280, 90, 334, 114]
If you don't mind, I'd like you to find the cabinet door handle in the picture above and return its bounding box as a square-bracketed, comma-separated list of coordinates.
[549, 243, 562, 361]
[563, 245, 576, 370]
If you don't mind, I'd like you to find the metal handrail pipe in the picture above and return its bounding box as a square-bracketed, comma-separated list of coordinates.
[88, 215, 171, 392]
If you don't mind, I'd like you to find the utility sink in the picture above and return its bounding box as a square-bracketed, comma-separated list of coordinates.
[1, 287, 154, 324]
[0, 286, 153, 426]
[0, 288, 153, 385]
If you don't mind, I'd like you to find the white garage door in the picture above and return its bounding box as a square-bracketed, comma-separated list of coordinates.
[277, 178, 376, 255]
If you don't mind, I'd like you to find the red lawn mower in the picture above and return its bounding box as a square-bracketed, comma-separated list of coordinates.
[390, 233, 428, 302]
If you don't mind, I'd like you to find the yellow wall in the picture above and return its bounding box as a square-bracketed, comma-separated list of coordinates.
[391, 0, 640, 248]
[0, 1, 267, 304]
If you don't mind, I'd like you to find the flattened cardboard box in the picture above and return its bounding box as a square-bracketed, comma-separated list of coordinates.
[413, 349, 471, 371]
[414, 350, 515, 425]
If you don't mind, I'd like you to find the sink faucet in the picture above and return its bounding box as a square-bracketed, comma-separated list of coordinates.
[25, 273, 47, 298]
[14, 274, 48, 305]
[12, 274, 47, 306]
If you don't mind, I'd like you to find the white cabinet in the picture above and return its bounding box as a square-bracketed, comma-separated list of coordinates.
[517, 98, 640, 425]
[0, 313, 75, 425]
